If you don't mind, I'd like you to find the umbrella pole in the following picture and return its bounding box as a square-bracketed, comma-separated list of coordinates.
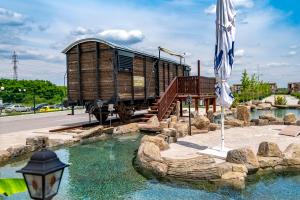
[221, 106, 225, 151]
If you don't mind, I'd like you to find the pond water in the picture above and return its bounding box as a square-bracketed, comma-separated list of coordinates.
[1, 135, 300, 200]
[251, 108, 300, 119]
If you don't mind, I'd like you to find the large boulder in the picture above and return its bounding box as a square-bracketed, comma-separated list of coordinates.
[209, 123, 219, 131]
[226, 148, 259, 172]
[259, 114, 276, 122]
[191, 126, 209, 135]
[159, 121, 169, 129]
[165, 155, 219, 181]
[0, 150, 10, 164]
[206, 110, 214, 123]
[170, 115, 177, 123]
[138, 124, 162, 133]
[236, 105, 250, 125]
[147, 115, 160, 126]
[252, 100, 262, 105]
[257, 142, 283, 157]
[136, 141, 168, 177]
[257, 103, 272, 110]
[283, 143, 300, 166]
[283, 113, 297, 124]
[161, 128, 177, 137]
[250, 119, 269, 126]
[192, 115, 210, 130]
[26, 136, 49, 151]
[258, 156, 283, 169]
[141, 135, 169, 150]
[7, 145, 31, 158]
[269, 118, 284, 125]
[113, 123, 139, 135]
[174, 122, 189, 137]
[224, 119, 244, 127]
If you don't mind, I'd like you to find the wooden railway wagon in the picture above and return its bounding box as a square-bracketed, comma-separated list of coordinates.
[62, 38, 191, 122]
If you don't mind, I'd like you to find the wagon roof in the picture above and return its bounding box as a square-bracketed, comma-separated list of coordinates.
[62, 38, 191, 69]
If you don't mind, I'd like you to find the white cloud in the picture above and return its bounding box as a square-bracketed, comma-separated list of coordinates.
[98, 29, 144, 45]
[288, 50, 297, 56]
[289, 45, 298, 49]
[0, 7, 25, 26]
[235, 49, 245, 57]
[204, 4, 216, 15]
[204, 0, 254, 15]
[266, 62, 289, 67]
[233, 0, 254, 9]
[71, 26, 94, 36]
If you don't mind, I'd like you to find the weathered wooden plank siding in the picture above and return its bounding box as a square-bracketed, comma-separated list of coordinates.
[118, 72, 131, 100]
[133, 56, 145, 99]
[80, 42, 97, 100]
[67, 53, 79, 101]
[98, 43, 114, 100]
[145, 58, 156, 98]
[159, 62, 164, 95]
[178, 65, 184, 77]
[164, 63, 169, 91]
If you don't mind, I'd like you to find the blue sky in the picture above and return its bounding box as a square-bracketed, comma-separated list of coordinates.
[0, 0, 299, 87]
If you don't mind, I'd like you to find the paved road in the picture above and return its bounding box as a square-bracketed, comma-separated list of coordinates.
[0, 109, 96, 134]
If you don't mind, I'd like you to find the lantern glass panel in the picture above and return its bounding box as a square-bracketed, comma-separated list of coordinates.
[44, 169, 63, 199]
[24, 174, 43, 199]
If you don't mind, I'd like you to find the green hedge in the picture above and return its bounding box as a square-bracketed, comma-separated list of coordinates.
[291, 92, 300, 99]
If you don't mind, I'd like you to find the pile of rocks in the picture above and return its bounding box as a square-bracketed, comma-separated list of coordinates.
[135, 134, 248, 189]
[0, 125, 106, 165]
[250, 113, 299, 126]
[227, 142, 300, 174]
[136, 138, 300, 189]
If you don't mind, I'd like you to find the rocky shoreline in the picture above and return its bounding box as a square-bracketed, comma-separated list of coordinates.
[134, 105, 300, 189]
[135, 132, 300, 189]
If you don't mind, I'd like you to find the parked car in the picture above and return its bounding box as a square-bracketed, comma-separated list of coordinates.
[32, 103, 48, 111]
[5, 104, 31, 112]
[39, 105, 60, 112]
[55, 104, 66, 110]
[3, 103, 12, 108]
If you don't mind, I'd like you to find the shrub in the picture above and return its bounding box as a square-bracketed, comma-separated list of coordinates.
[274, 95, 287, 105]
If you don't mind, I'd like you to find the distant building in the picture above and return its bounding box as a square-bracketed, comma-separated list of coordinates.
[231, 82, 277, 94]
[288, 82, 300, 93]
[268, 83, 277, 93]
[231, 84, 243, 94]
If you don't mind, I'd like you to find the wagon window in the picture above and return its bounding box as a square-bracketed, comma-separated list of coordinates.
[118, 50, 134, 72]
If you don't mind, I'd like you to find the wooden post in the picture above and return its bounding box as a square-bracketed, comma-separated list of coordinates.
[205, 99, 209, 113]
[213, 98, 217, 113]
[176, 101, 180, 120]
[195, 98, 199, 113]
[180, 100, 183, 117]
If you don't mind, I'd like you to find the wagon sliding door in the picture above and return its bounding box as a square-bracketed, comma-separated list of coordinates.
[117, 50, 134, 101]
[80, 42, 98, 101]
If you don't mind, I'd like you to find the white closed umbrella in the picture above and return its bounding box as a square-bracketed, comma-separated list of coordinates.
[214, 0, 236, 151]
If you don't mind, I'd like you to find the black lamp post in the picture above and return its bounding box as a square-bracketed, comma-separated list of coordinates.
[186, 95, 192, 136]
[17, 144, 69, 200]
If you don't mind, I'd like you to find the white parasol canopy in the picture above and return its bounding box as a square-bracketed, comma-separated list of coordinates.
[214, 0, 236, 150]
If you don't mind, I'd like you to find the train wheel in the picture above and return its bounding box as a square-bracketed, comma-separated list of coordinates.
[93, 112, 108, 124]
[116, 103, 133, 123]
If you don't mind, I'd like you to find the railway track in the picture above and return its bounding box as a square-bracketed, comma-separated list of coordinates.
[49, 112, 147, 133]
